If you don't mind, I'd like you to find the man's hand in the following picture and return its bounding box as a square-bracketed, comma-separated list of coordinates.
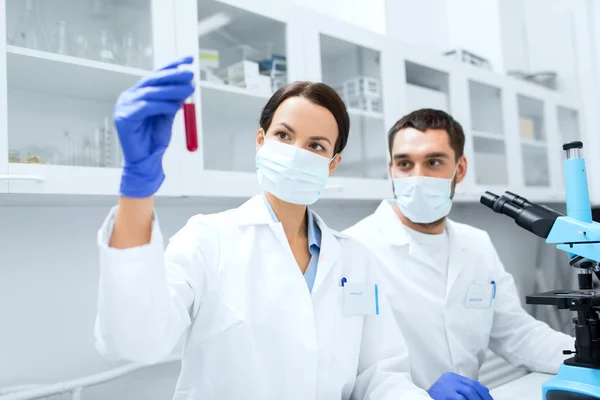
[428, 372, 493, 400]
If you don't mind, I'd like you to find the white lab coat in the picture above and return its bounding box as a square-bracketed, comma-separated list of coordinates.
[94, 195, 430, 400]
[345, 200, 575, 390]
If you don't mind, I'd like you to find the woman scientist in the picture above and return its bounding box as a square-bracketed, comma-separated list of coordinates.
[94, 56, 429, 400]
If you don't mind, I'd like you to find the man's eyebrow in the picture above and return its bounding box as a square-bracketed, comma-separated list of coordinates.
[393, 152, 450, 160]
[425, 152, 450, 159]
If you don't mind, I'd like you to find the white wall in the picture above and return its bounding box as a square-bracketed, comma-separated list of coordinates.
[385, 0, 449, 53]
[0, 194, 562, 398]
[295, 0, 387, 35]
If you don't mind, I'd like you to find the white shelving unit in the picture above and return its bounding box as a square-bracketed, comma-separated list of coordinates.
[0, 0, 588, 204]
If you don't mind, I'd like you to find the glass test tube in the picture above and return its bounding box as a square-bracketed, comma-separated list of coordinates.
[183, 97, 198, 152]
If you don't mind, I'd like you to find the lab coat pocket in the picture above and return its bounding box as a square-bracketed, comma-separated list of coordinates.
[333, 288, 364, 375]
[462, 307, 494, 351]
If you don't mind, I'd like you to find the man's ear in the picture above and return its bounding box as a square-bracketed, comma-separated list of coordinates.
[455, 155, 467, 184]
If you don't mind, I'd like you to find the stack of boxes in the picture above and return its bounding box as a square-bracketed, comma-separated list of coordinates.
[198, 48, 287, 96]
[226, 60, 271, 96]
[341, 76, 382, 113]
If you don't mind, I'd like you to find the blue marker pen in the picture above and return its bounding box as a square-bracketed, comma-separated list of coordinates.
[491, 281, 496, 304]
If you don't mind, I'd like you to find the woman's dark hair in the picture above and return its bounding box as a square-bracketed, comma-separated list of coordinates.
[259, 81, 350, 154]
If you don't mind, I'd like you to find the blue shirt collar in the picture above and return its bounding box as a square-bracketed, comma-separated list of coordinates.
[262, 194, 321, 253]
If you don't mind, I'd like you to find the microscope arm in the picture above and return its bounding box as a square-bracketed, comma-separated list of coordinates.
[547, 217, 600, 263]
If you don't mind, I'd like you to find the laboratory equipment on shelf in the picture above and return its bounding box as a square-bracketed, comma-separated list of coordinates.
[10, 0, 48, 51]
[481, 141, 600, 399]
[55, 20, 70, 55]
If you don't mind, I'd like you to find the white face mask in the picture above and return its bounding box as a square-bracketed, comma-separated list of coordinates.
[392, 168, 457, 224]
[255, 138, 334, 205]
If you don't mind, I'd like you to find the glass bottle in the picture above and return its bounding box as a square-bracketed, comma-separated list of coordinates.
[10, 0, 48, 51]
[63, 130, 74, 165]
[96, 29, 116, 63]
[56, 21, 70, 55]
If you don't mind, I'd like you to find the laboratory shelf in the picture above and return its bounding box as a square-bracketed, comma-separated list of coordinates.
[471, 130, 505, 141]
[5, 163, 179, 196]
[347, 108, 384, 120]
[520, 138, 547, 148]
[199, 81, 272, 100]
[7, 46, 149, 101]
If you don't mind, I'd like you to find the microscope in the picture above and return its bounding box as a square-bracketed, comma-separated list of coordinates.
[481, 141, 600, 399]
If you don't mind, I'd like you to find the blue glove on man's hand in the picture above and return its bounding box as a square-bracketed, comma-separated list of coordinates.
[428, 372, 494, 400]
[114, 56, 195, 198]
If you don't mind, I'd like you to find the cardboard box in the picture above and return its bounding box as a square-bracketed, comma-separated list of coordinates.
[520, 117, 535, 140]
[199, 49, 219, 69]
[227, 60, 259, 83]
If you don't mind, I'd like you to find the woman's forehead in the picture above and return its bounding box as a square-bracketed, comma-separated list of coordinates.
[271, 97, 338, 137]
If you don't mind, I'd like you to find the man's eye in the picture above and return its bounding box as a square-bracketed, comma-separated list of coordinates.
[397, 161, 411, 168]
[429, 159, 442, 166]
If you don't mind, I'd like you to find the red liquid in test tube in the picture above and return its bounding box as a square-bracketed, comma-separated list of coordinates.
[183, 100, 198, 152]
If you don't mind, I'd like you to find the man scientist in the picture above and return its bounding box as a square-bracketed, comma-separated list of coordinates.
[345, 108, 575, 400]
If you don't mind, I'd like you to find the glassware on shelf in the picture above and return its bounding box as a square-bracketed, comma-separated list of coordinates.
[94, 117, 114, 167]
[81, 138, 93, 166]
[63, 130, 75, 165]
[121, 32, 137, 67]
[137, 42, 154, 69]
[74, 33, 89, 59]
[10, 0, 49, 51]
[56, 21, 70, 55]
[95, 30, 117, 63]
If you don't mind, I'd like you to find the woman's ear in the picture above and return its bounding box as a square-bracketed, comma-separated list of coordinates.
[328, 153, 342, 176]
[256, 128, 265, 150]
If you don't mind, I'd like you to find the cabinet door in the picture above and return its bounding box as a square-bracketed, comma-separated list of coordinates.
[4, 0, 181, 195]
[301, 8, 391, 199]
[175, 0, 300, 197]
[0, 1, 9, 192]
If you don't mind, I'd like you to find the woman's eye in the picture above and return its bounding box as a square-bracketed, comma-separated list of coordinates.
[310, 143, 325, 151]
[276, 132, 290, 140]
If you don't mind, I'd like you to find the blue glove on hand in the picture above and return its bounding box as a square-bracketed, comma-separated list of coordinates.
[428, 372, 494, 400]
[114, 56, 195, 198]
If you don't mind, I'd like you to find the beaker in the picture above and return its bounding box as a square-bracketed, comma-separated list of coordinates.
[10, 0, 48, 51]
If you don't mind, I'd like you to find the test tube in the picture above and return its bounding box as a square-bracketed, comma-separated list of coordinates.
[183, 97, 198, 152]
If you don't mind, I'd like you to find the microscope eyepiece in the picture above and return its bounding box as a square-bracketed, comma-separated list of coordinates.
[480, 191, 499, 209]
[480, 191, 560, 239]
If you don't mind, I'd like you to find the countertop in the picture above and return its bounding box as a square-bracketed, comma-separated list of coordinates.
[490, 372, 552, 400]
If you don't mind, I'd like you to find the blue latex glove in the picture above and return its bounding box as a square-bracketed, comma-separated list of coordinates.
[428, 372, 494, 400]
[114, 56, 195, 198]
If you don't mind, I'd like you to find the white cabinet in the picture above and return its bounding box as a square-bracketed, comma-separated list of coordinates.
[0, 0, 585, 204]
[299, 7, 393, 199]
[0, 0, 182, 196]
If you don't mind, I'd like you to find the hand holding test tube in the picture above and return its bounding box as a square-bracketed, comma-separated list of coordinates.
[113, 56, 195, 198]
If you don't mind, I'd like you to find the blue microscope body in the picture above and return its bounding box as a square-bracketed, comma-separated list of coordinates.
[481, 141, 600, 399]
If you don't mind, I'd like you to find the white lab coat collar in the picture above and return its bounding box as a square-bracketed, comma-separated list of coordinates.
[373, 200, 469, 294]
[235, 195, 346, 295]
